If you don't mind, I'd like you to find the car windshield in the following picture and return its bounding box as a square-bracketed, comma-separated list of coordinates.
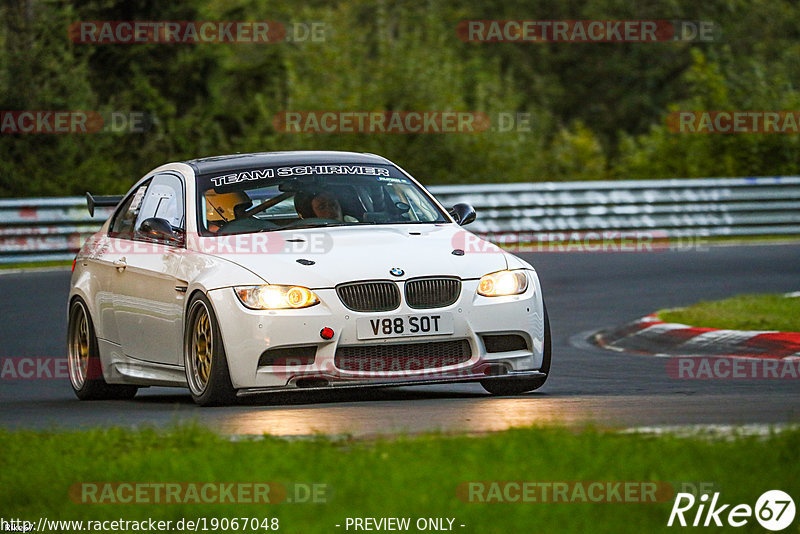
[197, 163, 448, 235]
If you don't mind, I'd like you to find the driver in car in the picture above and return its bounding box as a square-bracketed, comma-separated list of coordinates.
[295, 191, 357, 222]
[311, 192, 343, 220]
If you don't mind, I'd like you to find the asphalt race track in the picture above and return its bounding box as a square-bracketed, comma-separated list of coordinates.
[1, 244, 798, 436]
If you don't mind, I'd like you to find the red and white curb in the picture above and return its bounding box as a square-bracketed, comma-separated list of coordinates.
[620, 423, 800, 439]
[595, 314, 800, 359]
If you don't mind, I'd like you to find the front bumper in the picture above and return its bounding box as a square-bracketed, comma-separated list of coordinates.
[207, 274, 546, 390]
[236, 370, 547, 396]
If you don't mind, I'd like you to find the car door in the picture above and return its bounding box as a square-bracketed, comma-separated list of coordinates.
[90, 180, 151, 345]
[111, 173, 187, 366]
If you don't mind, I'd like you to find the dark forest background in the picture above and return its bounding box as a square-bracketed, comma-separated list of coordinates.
[2, 0, 799, 196]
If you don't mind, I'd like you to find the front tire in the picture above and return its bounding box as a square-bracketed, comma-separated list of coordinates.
[481, 302, 551, 396]
[67, 299, 138, 400]
[184, 294, 238, 406]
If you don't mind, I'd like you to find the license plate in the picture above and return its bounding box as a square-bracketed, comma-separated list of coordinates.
[356, 313, 454, 340]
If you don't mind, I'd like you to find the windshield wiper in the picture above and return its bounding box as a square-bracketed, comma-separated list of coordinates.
[283, 222, 351, 230]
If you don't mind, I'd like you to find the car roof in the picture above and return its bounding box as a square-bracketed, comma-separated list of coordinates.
[183, 151, 392, 176]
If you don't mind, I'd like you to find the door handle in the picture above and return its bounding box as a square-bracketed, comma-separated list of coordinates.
[113, 257, 127, 272]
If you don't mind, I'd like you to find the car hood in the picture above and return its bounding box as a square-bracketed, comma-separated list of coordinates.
[202, 224, 509, 288]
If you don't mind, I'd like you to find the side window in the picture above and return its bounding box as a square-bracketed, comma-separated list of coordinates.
[109, 182, 150, 239]
[133, 173, 185, 243]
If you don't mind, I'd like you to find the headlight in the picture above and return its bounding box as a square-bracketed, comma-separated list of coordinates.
[477, 270, 529, 297]
[234, 285, 320, 309]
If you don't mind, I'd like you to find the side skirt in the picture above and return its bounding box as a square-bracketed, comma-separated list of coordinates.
[98, 339, 188, 387]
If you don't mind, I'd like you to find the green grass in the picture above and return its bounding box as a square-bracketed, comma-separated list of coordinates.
[492, 234, 800, 253]
[659, 293, 800, 332]
[0, 260, 72, 270]
[1, 425, 798, 533]
[702, 234, 800, 245]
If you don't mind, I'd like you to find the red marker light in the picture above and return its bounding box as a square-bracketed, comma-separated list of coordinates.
[72, 256, 78, 273]
[320, 327, 334, 340]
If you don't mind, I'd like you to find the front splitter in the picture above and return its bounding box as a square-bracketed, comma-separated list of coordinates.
[237, 370, 546, 397]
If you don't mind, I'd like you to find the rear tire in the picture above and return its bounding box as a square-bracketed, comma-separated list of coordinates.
[481, 302, 551, 396]
[184, 293, 238, 407]
[67, 299, 138, 400]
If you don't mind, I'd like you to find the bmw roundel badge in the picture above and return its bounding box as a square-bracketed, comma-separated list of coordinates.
[390, 267, 404, 277]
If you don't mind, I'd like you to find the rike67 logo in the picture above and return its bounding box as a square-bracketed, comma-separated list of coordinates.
[668, 490, 795, 531]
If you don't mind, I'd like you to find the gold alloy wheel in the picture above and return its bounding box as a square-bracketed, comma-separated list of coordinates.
[188, 302, 213, 395]
[68, 303, 91, 390]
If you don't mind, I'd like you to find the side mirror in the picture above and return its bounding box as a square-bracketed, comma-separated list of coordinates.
[449, 203, 477, 226]
[138, 217, 182, 244]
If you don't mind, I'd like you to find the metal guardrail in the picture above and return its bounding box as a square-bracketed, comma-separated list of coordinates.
[0, 198, 114, 264]
[1, 177, 799, 263]
[429, 176, 800, 240]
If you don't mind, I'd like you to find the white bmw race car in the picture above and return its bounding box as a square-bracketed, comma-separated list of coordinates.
[68, 151, 550, 406]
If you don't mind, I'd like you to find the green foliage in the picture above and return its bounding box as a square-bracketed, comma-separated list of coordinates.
[2, 0, 800, 196]
[547, 122, 607, 181]
[614, 45, 800, 179]
[1, 424, 798, 532]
